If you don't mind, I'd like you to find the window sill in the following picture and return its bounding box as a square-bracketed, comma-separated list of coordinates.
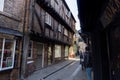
[27, 57, 32, 59]
[0, 67, 13, 71]
[27, 61, 34, 64]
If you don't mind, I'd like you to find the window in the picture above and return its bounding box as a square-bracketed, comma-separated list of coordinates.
[54, 0, 59, 13]
[45, 12, 52, 26]
[0, 39, 3, 68]
[66, 11, 71, 23]
[50, 0, 54, 7]
[55, 45, 61, 58]
[0, 0, 4, 11]
[64, 28, 68, 36]
[0, 38, 16, 71]
[69, 33, 72, 38]
[58, 24, 62, 32]
[27, 41, 33, 59]
[65, 46, 69, 57]
[67, 11, 71, 18]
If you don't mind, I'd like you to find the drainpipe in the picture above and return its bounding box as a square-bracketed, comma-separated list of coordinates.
[20, 0, 30, 79]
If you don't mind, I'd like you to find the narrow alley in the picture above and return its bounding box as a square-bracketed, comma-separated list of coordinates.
[2, 0, 120, 80]
[26, 57, 87, 80]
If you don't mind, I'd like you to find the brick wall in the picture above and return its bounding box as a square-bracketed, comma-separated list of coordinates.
[25, 63, 35, 77]
[0, 0, 24, 32]
[0, 70, 11, 80]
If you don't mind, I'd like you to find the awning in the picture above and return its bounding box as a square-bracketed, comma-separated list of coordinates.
[0, 27, 23, 37]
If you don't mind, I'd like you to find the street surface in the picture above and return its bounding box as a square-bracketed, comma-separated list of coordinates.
[26, 58, 88, 80]
[43, 58, 87, 80]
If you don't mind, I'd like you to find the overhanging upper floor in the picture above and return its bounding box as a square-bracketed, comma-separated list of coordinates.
[77, 0, 109, 32]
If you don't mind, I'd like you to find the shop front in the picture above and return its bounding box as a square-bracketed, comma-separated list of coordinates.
[55, 45, 62, 63]
[35, 43, 44, 70]
[0, 33, 22, 80]
[25, 41, 44, 76]
[0, 35, 16, 71]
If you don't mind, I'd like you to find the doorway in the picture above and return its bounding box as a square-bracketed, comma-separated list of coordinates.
[35, 43, 44, 70]
[47, 45, 53, 65]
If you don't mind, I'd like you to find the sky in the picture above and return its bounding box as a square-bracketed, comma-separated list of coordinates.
[65, 0, 80, 30]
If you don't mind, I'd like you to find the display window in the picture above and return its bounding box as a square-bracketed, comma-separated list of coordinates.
[0, 38, 16, 71]
[55, 45, 61, 58]
[65, 46, 68, 57]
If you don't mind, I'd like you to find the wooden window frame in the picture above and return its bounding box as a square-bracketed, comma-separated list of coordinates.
[0, 38, 16, 71]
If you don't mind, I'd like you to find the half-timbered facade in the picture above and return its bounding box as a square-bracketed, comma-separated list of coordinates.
[0, 0, 75, 79]
[21, 0, 76, 78]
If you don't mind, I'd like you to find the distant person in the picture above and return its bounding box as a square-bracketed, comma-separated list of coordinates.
[76, 50, 79, 56]
[76, 46, 80, 56]
[84, 47, 93, 80]
[79, 50, 85, 70]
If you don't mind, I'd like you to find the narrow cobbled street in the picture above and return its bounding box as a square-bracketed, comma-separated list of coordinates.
[26, 58, 88, 80]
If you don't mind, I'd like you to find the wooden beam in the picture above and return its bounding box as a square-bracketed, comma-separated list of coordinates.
[34, 8, 44, 33]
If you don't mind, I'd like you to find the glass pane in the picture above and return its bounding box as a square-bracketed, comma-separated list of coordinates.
[28, 41, 32, 58]
[0, 0, 4, 11]
[2, 39, 14, 68]
[65, 47, 68, 57]
[55, 45, 61, 58]
[0, 38, 3, 67]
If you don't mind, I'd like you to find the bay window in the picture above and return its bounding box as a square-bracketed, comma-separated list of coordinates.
[0, 0, 4, 11]
[0, 38, 16, 71]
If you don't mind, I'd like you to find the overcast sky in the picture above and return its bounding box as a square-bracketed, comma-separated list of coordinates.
[65, 0, 80, 30]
